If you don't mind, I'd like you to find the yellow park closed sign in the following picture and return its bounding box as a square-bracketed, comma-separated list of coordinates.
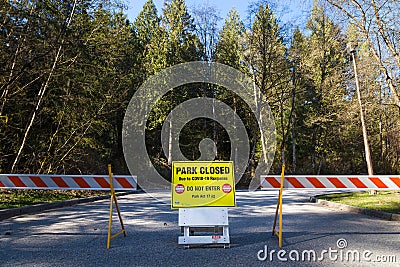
[171, 161, 236, 208]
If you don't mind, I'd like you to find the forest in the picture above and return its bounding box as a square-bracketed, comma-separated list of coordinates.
[1, 0, 399, 185]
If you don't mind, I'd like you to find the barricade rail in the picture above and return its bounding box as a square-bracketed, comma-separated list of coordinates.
[261, 175, 400, 189]
[0, 174, 137, 191]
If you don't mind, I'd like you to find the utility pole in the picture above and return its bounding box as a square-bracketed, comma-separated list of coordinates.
[348, 42, 375, 193]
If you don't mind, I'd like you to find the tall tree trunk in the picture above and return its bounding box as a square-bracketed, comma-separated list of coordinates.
[292, 113, 296, 173]
[351, 50, 374, 176]
[0, 5, 35, 116]
[233, 96, 238, 172]
[312, 127, 317, 174]
[379, 87, 384, 164]
[167, 116, 173, 166]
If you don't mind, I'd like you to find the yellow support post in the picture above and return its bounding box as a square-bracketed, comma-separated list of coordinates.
[107, 164, 127, 249]
[272, 164, 285, 247]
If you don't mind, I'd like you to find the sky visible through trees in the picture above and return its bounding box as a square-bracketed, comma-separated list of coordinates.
[127, 0, 314, 29]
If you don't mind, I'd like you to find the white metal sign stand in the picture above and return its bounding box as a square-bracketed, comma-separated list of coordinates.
[178, 207, 230, 248]
[172, 161, 235, 249]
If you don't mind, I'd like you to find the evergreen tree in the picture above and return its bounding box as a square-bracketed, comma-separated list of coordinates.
[133, 0, 167, 77]
[286, 28, 309, 173]
[162, 0, 202, 64]
[140, 0, 202, 169]
[215, 8, 245, 70]
[0, 1, 133, 173]
[1, 0, 398, 177]
[301, 3, 347, 174]
[244, 3, 290, 173]
[213, 8, 247, 177]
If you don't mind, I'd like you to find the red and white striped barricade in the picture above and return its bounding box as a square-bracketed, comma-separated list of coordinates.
[260, 175, 400, 189]
[0, 174, 137, 191]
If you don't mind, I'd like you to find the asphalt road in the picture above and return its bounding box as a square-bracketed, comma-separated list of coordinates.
[0, 190, 399, 266]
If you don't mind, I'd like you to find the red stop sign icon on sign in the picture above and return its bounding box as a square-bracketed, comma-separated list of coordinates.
[222, 184, 232, 193]
[175, 184, 185, 194]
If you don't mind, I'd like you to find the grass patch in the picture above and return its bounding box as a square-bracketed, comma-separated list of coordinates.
[0, 189, 109, 210]
[319, 191, 400, 214]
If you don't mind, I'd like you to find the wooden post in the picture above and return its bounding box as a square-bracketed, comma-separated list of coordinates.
[272, 164, 285, 247]
[107, 164, 127, 249]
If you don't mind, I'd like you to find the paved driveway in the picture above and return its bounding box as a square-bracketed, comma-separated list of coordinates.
[0, 190, 399, 266]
